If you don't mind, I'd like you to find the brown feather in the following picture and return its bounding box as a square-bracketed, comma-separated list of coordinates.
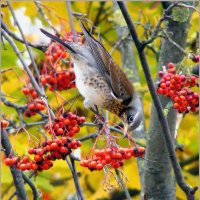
[80, 20, 134, 103]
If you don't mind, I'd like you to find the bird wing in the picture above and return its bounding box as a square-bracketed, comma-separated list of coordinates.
[80, 21, 134, 104]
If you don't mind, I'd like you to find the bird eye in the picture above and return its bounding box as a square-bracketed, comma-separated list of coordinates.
[127, 115, 134, 124]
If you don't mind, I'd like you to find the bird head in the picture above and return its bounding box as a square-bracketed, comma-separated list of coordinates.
[120, 97, 143, 133]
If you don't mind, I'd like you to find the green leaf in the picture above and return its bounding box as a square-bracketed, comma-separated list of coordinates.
[172, 7, 190, 23]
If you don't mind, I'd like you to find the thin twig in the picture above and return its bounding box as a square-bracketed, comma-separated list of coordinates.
[80, 122, 145, 146]
[1, 29, 42, 95]
[142, 1, 179, 47]
[115, 169, 131, 200]
[93, 2, 106, 27]
[177, 3, 199, 14]
[66, 1, 78, 43]
[6, 171, 37, 200]
[22, 173, 40, 200]
[117, 2, 197, 199]
[162, 30, 188, 56]
[66, 156, 85, 200]
[8, 2, 41, 82]
[1, 28, 55, 119]
[1, 20, 47, 51]
[34, 1, 58, 33]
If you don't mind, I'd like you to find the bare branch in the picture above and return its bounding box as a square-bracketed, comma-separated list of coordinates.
[1, 20, 47, 51]
[162, 30, 188, 56]
[66, 1, 78, 43]
[22, 173, 40, 200]
[115, 169, 131, 200]
[7, 2, 41, 83]
[177, 3, 199, 14]
[1, 28, 55, 119]
[66, 156, 85, 199]
[142, 1, 179, 47]
[34, 1, 58, 34]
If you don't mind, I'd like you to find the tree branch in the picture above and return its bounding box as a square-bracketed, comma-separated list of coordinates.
[66, 1, 78, 43]
[22, 173, 40, 200]
[1, 20, 47, 52]
[7, 2, 41, 82]
[142, 1, 179, 47]
[34, 1, 58, 34]
[66, 156, 84, 200]
[1, 28, 55, 119]
[1, 129, 27, 200]
[117, 2, 197, 199]
[115, 169, 131, 200]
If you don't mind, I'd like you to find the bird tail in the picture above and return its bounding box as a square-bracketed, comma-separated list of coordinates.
[40, 28, 77, 54]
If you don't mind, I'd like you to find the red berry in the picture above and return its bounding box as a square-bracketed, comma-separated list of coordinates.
[36, 148, 44, 156]
[22, 88, 29, 95]
[57, 128, 64, 135]
[5, 158, 12, 166]
[72, 126, 80, 133]
[34, 155, 42, 162]
[167, 62, 175, 69]
[28, 103, 35, 111]
[20, 164, 27, 171]
[22, 156, 30, 163]
[28, 148, 35, 154]
[1, 120, 9, 128]
[31, 163, 38, 170]
[31, 91, 38, 98]
[96, 163, 104, 170]
[51, 143, 59, 150]
[90, 161, 97, 168]
[192, 55, 199, 63]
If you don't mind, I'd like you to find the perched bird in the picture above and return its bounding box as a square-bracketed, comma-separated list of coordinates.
[40, 21, 142, 132]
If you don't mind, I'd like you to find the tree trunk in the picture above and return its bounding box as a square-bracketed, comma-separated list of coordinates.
[144, 2, 193, 200]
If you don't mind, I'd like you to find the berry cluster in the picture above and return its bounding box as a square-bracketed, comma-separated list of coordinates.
[24, 100, 46, 117]
[4, 111, 85, 172]
[40, 31, 83, 92]
[40, 69, 75, 91]
[45, 42, 67, 64]
[22, 87, 38, 99]
[1, 120, 9, 128]
[80, 146, 145, 171]
[46, 112, 86, 137]
[157, 63, 199, 113]
[44, 32, 82, 64]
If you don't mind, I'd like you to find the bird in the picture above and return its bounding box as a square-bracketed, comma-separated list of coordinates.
[40, 21, 143, 133]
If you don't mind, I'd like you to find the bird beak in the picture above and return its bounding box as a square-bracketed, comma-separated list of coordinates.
[40, 28, 77, 54]
[122, 122, 129, 137]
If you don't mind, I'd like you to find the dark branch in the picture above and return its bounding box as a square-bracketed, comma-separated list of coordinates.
[1, 129, 27, 200]
[1, 20, 47, 52]
[117, 2, 197, 199]
[66, 156, 84, 200]
[22, 173, 40, 200]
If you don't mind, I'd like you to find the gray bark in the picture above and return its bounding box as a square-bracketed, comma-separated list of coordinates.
[1, 129, 28, 200]
[144, 3, 193, 200]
